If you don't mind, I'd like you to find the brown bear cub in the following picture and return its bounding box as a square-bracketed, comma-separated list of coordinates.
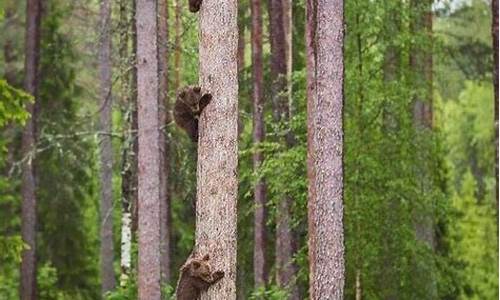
[188, 0, 203, 12]
[174, 86, 212, 142]
[175, 253, 224, 300]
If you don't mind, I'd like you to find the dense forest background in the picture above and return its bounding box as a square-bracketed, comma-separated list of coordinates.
[0, 0, 498, 299]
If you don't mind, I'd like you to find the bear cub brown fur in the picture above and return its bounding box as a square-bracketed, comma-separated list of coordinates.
[188, 0, 202, 12]
[174, 85, 212, 142]
[175, 253, 224, 300]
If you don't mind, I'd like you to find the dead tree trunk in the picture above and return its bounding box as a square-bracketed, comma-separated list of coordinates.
[250, 0, 267, 288]
[137, 0, 161, 298]
[98, 0, 116, 294]
[158, 0, 171, 285]
[306, 0, 345, 299]
[20, 0, 41, 299]
[196, 0, 239, 299]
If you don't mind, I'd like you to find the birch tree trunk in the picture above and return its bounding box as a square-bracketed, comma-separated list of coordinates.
[98, 0, 116, 293]
[119, 0, 133, 286]
[158, 0, 171, 284]
[306, 0, 345, 299]
[251, 0, 267, 288]
[196, 0, 239, 298]
[137, 0, 161, 298]
[21, 0, 41, 298]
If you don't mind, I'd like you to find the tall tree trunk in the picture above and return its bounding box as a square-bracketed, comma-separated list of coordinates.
[492, 0, 498, 227]
[98, 0, 116, 294]
[410, 0, 433, 129]
[174, 0, 182, 90]
[137, 0, 161, 298]
[268, 0, 297, 297]
[282, 0, 292, 113]
[409, 1, 436, 298]
[238, 0, 246, 73]
[251, 0, 267, 288]
[20, 0, 41, 299]
[131, 0, 140, 236]
[380, 3, 401, 298]
[306, 0, 345, 299]
[158, 0, 171, 285]
[119, 0, 133, 286]
[196, 0, 239, 299]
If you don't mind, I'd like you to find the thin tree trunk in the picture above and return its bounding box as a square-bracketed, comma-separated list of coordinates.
[238, 0, 246, 73]
[20, 0, 41, 299]
[268, 0, 297, 297]
[306, 0, 345, 299]
[99, 0, 116, 294]
[491, 0, 498, 228]
[158, 0, 171, 285]
[196, 0, 239, 299]
[131, 0, 140, 236]
[410, 0, 433, 129]
[119, 0, 133, 286]
[355, 270, 362, 300]
[137, 0, 161, 298]
[251, 0, 267, 288]
[174, 0, 182, 90]
[282, 0, 292, 114]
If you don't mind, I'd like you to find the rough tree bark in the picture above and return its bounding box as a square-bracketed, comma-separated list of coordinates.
[492, 0, 498, 227]
[20, 0, 41, 299]
[250, 0, 267, 288]
[98, 0, 116, 294]
[268, 0, 298, 298]
[306, 0, 345, 299]
[158, 0, 171, 284]
[137, 0, 161, 298]
[196, 0, 239, 299]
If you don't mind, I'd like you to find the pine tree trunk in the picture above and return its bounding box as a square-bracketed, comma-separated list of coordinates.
[268, 0, 297, 297]
[238, 0, 246, 73]
[491, 0, 498, 228]
[137, 0, 161, 298]
[306, 0, 345, 299]
[282, 0, 292, 113]
[158, 0, 171, 285]
[20, 1, 41, 299]
[131, 0, 140, 235]
[98, 0, 116, 294]
[196, 0, 239, 298]
[251, 0, 267, 288]
[409, 1, 436, 298]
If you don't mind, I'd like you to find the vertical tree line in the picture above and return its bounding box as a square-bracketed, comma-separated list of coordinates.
[306, 0, 345, 298]
[20, 0, 41, 299]
[196, 0, 239, 298]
